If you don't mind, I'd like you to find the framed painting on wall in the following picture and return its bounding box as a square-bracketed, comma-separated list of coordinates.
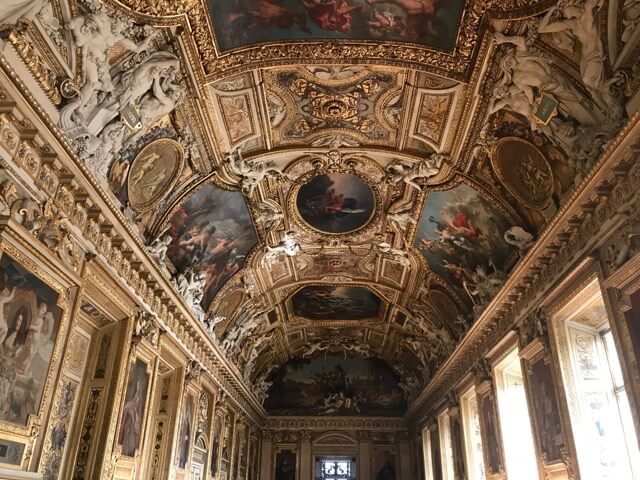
[117, 358, 150, 457]
[275, 450, 297, 480]
[0, 253, 65, 427]
[177, 392, 195, 469]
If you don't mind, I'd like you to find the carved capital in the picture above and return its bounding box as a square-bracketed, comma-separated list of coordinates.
[186, 360, 202, 382]
[132, 308, 159, 346]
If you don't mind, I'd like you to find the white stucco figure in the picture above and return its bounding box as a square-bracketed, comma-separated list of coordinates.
[0, 0, 44, 26]
[504, 226, 535, 254]
[386, 154, 447, 190]
[226, 148, 288, 194]
[375, 241, 411, 267]
[68, 11, 155, 111]
[538, 0, 607, 108]
[265, 232, 300, 262]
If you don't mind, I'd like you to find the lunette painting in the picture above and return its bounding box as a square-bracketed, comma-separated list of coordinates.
[291, 285, 381, 320]
[264, 354, 406, 415]
[296, 173, 375, 234]
[166, 185, 258, 312]
[207, 0, 465, 53]
[0, 254, 63, 426]
[118, 359, 150, 457]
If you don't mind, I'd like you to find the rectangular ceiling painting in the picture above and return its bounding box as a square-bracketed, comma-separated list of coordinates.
[207, 0, 465, 52]
[263, 354, 406, 416]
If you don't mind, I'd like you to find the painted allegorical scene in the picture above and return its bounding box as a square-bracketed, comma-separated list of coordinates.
[0, 255, 63, 426]
[118, 359, 150, 457]
[207, 0, 465, 52]
[165, 185, 258, 312]
[291, 285, 382, 320]
[264, 354, 406, 415]
[414, 183, 515, 308]
[296, 173, 375, 234]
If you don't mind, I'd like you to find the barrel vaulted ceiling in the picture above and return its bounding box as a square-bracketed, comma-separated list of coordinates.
[2, 0, 638, 411]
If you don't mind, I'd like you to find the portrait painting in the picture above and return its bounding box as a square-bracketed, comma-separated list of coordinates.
[178, 393, 195, 469]
[207, 0, 464, 53]
[117, 359, 150, 457]
[624, 290, 640, 370]
[430, 428, 443, 480]
[527, 355, 564, 463]
[450, 412, 465, 478]
[211, 414, 222, 476]
[166, 185, 258, 312]
[296, 173, 375, 234]
[478, 392, 503, 475]
[414, 183, 515, 305]
[291, 285, 381, 320]
[126, 138, 184, 213]
[0, 439, 25, 466]
[372, 451, 396, 480]
[264, 354, 406, 416]
[0, 254, 63, 426]
[275, 450, 297, 480]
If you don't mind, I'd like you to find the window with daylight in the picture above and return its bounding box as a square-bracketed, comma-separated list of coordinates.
[422, 425, 435, 480]
[553, 280, 640, 480]
[315, 457, 356, 480]
[460, 386, 485, 480]
[493, 346, 540, 480]
[438, 409, 455, 480]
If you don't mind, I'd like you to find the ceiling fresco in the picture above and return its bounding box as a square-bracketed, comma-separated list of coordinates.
[291, 285, 382, 321]
[295, 172, 376, 234]
[4, 0, 639, 413]
[206, 0, 465, 52]
[263, 354, 406, 416]
[414, 183, 516, 312]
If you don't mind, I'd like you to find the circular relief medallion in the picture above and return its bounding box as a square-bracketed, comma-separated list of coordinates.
[295, 172, 375, 234]
[127, 138, 183, 212]
[491, 137, 553, 209]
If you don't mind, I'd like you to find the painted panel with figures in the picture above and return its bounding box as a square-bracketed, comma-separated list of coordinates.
[166, 185, 258, 313]
[264, 354, 406, 416]
[414, 183, 515, 308]
[207, 0, 465, 53]
[0, 255, 63, 426]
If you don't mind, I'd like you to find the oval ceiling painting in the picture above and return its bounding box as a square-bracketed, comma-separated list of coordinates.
[296, 172, 375, 234]
[292, 285, 381, 321]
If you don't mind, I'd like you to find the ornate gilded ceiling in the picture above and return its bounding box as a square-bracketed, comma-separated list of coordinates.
[2, 0, 639, 413]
